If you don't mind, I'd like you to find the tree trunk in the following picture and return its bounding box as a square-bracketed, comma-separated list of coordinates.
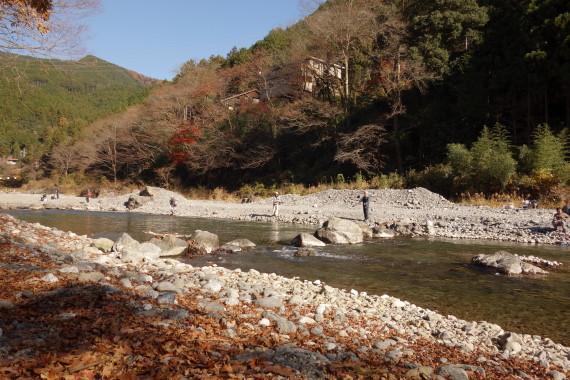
[566, 86, 570, 128]
[394, 48, 403, 173]
[544, 87, 548, 124]
[394, 114, 403, 172]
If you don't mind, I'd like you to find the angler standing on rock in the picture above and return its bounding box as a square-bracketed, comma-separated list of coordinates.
[359, 191, 371, 221]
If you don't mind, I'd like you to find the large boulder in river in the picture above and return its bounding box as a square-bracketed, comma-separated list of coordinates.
[315, 218, 363, 244]
[188, 230, 219, 254]
[148, 235, 188, 257]
[291, 233, 326, 247]
[472, 251, 548, 276]
[356, 222, 374, 239]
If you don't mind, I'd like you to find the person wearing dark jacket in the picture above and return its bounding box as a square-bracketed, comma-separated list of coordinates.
[360, 191, 370, 220]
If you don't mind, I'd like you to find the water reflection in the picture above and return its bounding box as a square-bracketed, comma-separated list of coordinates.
[2, 209, 569, 346]
[270, 221, 281, 243]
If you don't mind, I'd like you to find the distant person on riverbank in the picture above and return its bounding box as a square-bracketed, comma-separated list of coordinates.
[86, 189, 92, 203]
[359, 191, 371, 221]
[55, 188, 60, 199]
[169, 197, 177, 215]
[272, 192, 281, 217]
[40, 193, 47, 202]
[552, 207, 570, 232]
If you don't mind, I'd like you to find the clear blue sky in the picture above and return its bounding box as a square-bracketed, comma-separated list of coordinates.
[83, 1, 307, 80]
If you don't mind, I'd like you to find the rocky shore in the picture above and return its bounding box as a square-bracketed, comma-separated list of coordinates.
[1, 187, 569, 245]
[1, 188, 570, 378]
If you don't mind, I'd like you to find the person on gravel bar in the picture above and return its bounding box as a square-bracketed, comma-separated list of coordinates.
[272, 192, 281, 217]
[359, 191, 371, 221]
[552, 207, 570, 232]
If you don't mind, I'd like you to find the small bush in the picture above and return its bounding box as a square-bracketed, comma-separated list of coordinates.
[405, 164, 453, 196]
[353, 172, 366, 189]
[370, 173, 405, 189]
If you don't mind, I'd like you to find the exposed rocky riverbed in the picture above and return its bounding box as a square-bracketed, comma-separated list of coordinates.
[1, 187, 570, 378]
[1, 187, 568, 245]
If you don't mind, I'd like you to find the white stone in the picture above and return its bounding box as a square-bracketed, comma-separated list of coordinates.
[298, 316, 316, 324]
[41, 273, 59, 283]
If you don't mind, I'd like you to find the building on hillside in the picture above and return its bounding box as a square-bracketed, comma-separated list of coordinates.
[302, 56, 344, 94]
[221, 89, 261, 111]
[221, 57, 344, 110]
[260, 57, 344, 99]
[6, 158, 18, 165]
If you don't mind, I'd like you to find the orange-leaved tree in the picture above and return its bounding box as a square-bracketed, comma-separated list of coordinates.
[167, 122, 202, 165]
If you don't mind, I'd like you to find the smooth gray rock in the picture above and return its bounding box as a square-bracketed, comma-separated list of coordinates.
[119, 278, 133, 288]
[224, 238, 256, 249]
[149, 235, 188, 257]
[546, 370, 566, 380]
[255, 297, 284, 309]
[121, 248, 160, 263]
[157, 292, 176, 304]
[112, 233, 140, 252]
[189, 230, 219, 254]
[314, 217, 363, 244]
[202, 280, 223, 293]
[436, 364, 469, 380]
[372, 225, 396, 238]
[77, 272, 105, 283]
[155, 281, 182, 294]
[472, 251, 548, 275]
[290, 233, 326, 247]
[125, 194, 152, 210]
[199, 301, 225, 313]
[406, 366, 434, 379]
[92, 237, 114, 252]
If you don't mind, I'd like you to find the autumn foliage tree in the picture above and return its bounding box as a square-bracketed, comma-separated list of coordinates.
[0, 0, 100, 58]
[167, 122, 202, 165]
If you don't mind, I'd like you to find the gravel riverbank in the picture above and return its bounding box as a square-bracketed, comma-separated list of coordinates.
[1, 187, 569, 245]
[0, 212, 569, 379]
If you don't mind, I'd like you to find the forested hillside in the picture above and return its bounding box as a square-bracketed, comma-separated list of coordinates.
[25, 0, 570, 199]
[0, 53, 159, 161]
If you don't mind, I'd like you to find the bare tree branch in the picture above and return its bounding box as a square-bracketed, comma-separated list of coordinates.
[0, 0, 100, 59]
[334, 123, 387, 174]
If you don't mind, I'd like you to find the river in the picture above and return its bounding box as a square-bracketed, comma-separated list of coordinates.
[3, 209, 570, 346]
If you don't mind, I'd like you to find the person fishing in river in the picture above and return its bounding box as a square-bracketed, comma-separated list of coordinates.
[271, 192, 281, 217]
[359, 191, 371, 221]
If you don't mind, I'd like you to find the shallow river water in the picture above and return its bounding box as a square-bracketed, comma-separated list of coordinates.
[3, 209, 570, 346]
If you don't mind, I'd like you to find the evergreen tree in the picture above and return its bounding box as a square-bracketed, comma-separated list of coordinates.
[470, 124, 517, 192]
